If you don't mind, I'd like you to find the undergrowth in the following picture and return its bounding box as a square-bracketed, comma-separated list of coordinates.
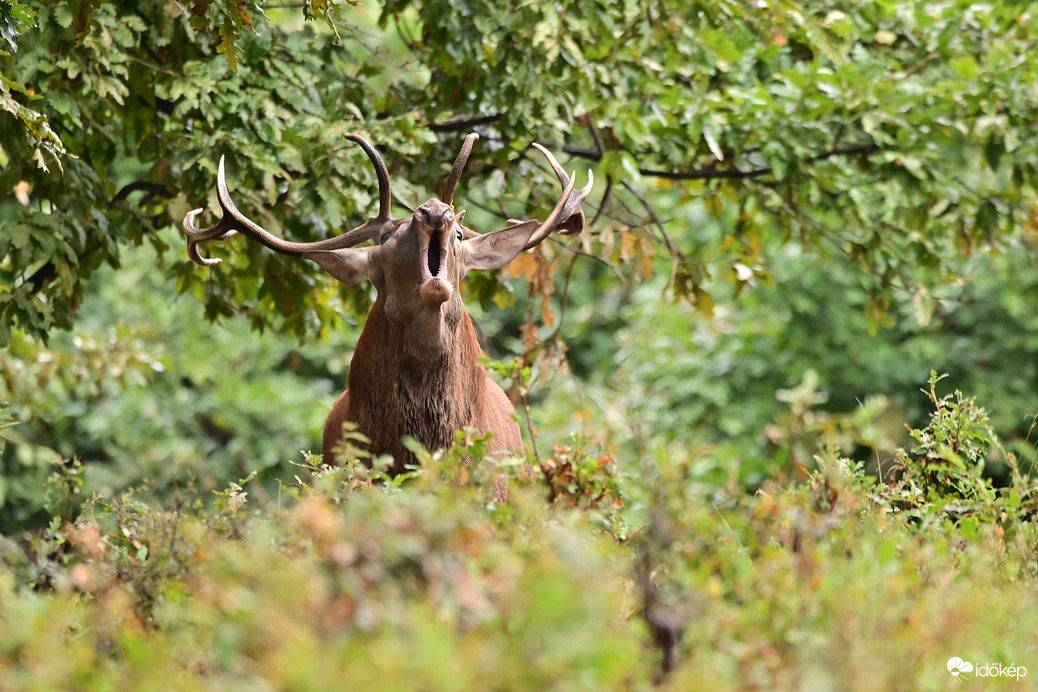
[0, 374, 1036, 690]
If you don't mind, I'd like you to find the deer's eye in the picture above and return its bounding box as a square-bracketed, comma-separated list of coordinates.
[456, 229, 463, 240]
[380, 230, 393, 244]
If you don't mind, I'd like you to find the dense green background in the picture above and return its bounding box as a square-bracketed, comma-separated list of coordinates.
[2, 1, 1038, 687]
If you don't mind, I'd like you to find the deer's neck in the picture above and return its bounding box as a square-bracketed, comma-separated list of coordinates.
[346, 299, 488, 464]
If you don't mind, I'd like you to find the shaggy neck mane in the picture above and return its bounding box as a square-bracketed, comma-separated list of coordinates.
[345, 300, 490, 472]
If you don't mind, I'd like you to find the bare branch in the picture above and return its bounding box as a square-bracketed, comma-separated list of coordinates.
[429, 115, 502, 132]
[563, 142, 881, 181]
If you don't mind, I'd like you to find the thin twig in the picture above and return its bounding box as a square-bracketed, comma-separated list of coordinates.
[563, 142, 881, 181]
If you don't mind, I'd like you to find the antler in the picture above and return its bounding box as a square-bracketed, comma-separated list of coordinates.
[183, 133, 395, 266]
[442, 133, 479, 207]
[519, 143, 594, 250]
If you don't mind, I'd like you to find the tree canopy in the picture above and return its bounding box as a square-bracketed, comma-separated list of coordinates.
[2, 0, 1038, 524]
[3, 0, 1037, 345]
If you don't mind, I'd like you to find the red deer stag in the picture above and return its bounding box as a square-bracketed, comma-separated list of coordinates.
[183, 133, 592, 474]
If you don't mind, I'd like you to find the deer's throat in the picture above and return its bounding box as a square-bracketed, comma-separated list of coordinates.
[346, 307, 486, 464]
[368, 297, 465, 366]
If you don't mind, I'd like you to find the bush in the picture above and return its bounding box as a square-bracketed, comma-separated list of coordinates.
[0, 436, 645, 691]
[0, 376, 1036, 690]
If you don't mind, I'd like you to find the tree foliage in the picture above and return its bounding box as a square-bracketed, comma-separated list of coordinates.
[3, 0, 1038, 345]
[0, 0, 1036, 523]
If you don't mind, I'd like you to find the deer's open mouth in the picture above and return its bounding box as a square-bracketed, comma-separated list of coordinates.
[418, 227, 454, 306]
[426, 240, 443, 278]
[420, 228, 449, 282]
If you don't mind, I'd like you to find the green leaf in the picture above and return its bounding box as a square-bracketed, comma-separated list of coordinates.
[218, 19, 241, 71]
[52, 3, 73, 29]
[949, 55, 979, 79]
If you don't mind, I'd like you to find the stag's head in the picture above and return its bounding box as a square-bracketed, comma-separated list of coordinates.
[183, 133, 592, 339]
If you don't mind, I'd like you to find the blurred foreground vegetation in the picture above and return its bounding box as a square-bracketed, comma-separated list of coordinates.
[1, 375, 1037, 689]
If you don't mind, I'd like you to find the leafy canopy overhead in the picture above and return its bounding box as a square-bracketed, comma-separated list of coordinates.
[2, 0, 1037, 345]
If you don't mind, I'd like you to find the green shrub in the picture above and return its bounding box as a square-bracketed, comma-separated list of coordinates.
[1, 376, 1037, 690]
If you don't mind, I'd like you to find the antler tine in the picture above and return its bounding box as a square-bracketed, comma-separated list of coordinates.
[183, 197, 239, 267]
[522, 143, 595, 250]
[182, 156, 264, 266]
[530, 143, 571, 188]
[183, 138, 399, 266]
[344, 133, 393, 222]
[442, 133, 479, 207]
[530, 143, 594, 202]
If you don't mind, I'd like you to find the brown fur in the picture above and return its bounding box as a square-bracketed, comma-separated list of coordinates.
[322, 290, 521, 474]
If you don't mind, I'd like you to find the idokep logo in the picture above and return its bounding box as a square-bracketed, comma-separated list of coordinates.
[947, 656, 1028, 681]
[947, 658, 973, 678]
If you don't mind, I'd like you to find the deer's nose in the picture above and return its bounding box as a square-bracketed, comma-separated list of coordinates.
[417, 203, 454, 230]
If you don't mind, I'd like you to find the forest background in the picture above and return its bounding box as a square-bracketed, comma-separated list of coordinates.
[2, 1, 1038, 688]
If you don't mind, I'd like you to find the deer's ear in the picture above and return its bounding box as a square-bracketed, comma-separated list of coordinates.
[304, 246, 377, 284]
[460, 220, 539, 272]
